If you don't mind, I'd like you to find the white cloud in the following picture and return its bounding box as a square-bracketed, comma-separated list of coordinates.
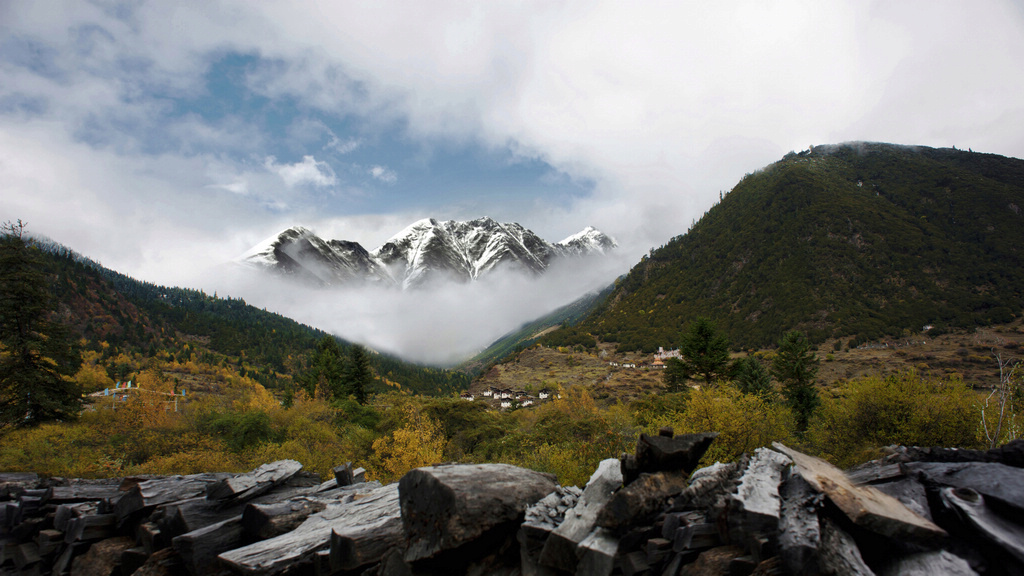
[265, 155, 337, 188]
[369, 165, 397, 184]
[328, 135, 361, 154]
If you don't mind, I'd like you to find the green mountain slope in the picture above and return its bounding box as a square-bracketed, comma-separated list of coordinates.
[34, 241, 469, 395]
[579, 143, 1024, 352]
[458, 284, 614, 372]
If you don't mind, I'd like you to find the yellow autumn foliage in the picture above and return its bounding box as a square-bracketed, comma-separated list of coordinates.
[368, 405, 446, 483]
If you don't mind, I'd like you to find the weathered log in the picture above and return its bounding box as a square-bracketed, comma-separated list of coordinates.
[206, 460, 303, 505]
[54, 502, 98, 532]
[539, 458, 622, 572]
[36, 528, 64, 556]
[173, 515, 244, 576]
[729, 448, 791, 545]
[115, 473, 228, 524]
[0, 473, 38, 500]
[630, 431, 718, 482]
[242, 498, 327, 540]
[575, 527, 619, 576]
[328, 502, 404, 572]
[873, 478, 933, 522]
[12, 542, 40, 570]
[399, 463, 556, 562]
[846, 462, 904, 486]
[904, 461, 1024, 513]
[218, 483, 398, 575]
[64, 513, 115, 543]
[671, 461, 741, 512]
[777, 470, 820, 576]
[333, 462, 356, 487]
[49, 483, 122, 503]
[817, 518, 875, 576]
[596, 471, 688, 534]
[939, 486, 1024, 564]
[773, 443, 946, 543]
[879, 550, 978, 576]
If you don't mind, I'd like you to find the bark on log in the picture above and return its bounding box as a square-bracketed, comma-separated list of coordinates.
[539, 458, 622, 572]
[115, 474, 228, 524]
[777, 470, 820, 576]
[595, 471, 688, 534]
[575, 527, 619, 576]
[399, 463, 556, 562]
[904, 461, 1024, 513]
[206, 460, 303, 505]
[939, 486, 1024, 564]
[818, 518, 875, 576]
[773, 443, 946, 543]
[218, 483, 398, 575]
[729, 448, 791, 543]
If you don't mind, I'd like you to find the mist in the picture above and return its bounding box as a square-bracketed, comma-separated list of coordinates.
[205, 250, 633, 366]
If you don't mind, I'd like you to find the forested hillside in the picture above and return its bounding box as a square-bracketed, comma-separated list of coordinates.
[35, 242, 469, 396]
[578, 143, 1024, 352]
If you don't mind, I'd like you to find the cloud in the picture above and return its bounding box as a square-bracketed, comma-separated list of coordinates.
[265, 155, 337, 188]
[369, 165, 397, 183]
[3, 0, 1024, 363]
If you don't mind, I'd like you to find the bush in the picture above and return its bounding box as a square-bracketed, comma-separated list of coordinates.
[807, 371, 982, 467]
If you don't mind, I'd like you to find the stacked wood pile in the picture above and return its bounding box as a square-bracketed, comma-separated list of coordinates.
[2, 436, 1024, 576]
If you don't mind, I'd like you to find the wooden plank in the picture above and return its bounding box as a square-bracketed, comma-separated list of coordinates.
[904, 461, 1024, 512]
[218, 483, 398, 575]
[778, 469, 820, 576]
[818, 518, 875, 576]
[773, 443, 946, 542]
[115, 473, 229, 524]
[242, 499, 327, 541]
[328, 504, 404, 571]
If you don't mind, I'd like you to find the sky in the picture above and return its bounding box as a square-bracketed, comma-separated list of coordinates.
[2, 1, 1024, 364]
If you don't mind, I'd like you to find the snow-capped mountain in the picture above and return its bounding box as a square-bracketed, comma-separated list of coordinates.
[236, 217, 617, 289]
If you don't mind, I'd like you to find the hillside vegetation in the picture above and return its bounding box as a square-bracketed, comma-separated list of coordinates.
[579, 143, 1024, 352]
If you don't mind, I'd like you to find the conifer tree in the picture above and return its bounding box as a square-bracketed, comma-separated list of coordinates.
[0, 221, 83, 427]
[679, 317, 730, 384]
[734, 356, 774, 398]
[346, 344, 372, 404]
[771, 330, 820, 432]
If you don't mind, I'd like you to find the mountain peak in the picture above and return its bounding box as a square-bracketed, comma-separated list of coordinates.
[239, 217, 616, 289]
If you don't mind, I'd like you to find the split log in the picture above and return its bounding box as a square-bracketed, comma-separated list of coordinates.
[242, 498, 327, 540]
[64, 513, 115, 543]
[70, 536, 135, 576]
[173, 516, 244, 576]
[539, 458, 622, 572]
[206, 460, 303, 505]
[575, 527, 619, 576]
[873, 478, 933, 522]
[328, 502, 404, 572]
[777, 470, 821, 576]
[55, 502, 98, 532]
[399, 463, 556, 562]
[595, 471, 688, 534]
[846, 462, 904, 486]
[773, 443, 946, 543]
[904, 461, 1024, 513]
[939, 487, 1024, 564]
[12, 542, 40, 570]
[36, 528, 64, 556]
[818, 518, 875, 576]
[729, 448, 791, 544]
[628, 431, 717, 482]
[120, 546, 150, 576]
[218, 483, 398, 575]
[115, 473, 228, 524]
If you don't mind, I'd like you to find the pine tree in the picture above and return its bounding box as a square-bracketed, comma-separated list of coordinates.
[771, 330, 820, 433]
[0, 221, 83, 428]
[679, 317, 730, 384]
[346, 344, 372, 404]
[298, 336, 347, 400]
[733, 356, 774, 398]
[662, 357, 689, 393]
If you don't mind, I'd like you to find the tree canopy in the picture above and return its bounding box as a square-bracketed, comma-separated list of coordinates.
[679, 317, 730, 384]
[771, 330, 819, 433]
[0, 221, 83, 428]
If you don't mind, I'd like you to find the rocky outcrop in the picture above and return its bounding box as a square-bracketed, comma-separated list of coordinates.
[2, 437, 1024, 575]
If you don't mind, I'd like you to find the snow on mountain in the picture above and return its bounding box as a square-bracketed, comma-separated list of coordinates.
[237, 218, 616, 289]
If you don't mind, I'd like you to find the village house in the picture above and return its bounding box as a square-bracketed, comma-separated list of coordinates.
[460, 392, 475, 401]
[538, 389, 550, 400]
[499, 399, 512, 409]
[499, 388, 513, 399]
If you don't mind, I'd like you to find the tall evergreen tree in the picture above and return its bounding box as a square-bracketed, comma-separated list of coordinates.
[733, 356, 774, 398]
[0, 221, 83, 428]
[771, 330, 820, 432]
[662, 357, 689, 394]
[298, 336, 347, 400]
[346, 344, 372, 404]
[679, 317, 730, 384]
